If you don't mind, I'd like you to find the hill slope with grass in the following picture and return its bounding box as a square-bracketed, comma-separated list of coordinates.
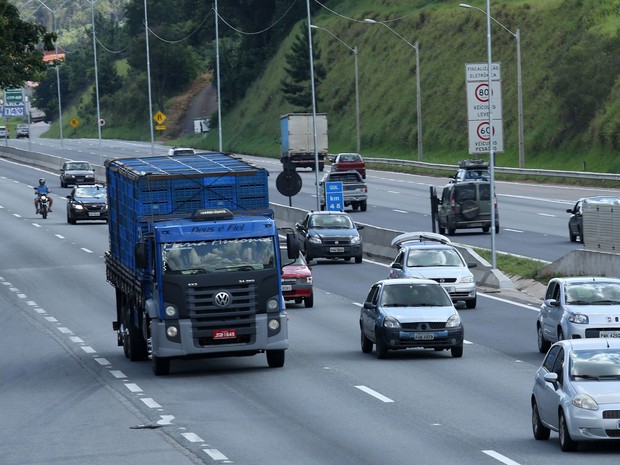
[182, 0, 620, 172]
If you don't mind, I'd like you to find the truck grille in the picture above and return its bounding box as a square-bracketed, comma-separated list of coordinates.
[187, 284, 257, 346]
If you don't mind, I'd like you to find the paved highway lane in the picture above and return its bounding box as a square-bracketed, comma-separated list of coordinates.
[2, 161, 620, 464]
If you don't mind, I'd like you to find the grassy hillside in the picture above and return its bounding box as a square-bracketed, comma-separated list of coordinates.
[182, 0, 620, 173]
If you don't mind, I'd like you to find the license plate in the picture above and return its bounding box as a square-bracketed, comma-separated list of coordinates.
[600, 331, 620, 338]
[213, 329, 236, 339]
[88, 212, 101, 217]
[282, 285, 292, 291]
[330, 247, 345, 253]
[413, 332, 434, 340]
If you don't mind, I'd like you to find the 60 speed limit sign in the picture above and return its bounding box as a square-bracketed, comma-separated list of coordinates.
[468, 120, 503, 153]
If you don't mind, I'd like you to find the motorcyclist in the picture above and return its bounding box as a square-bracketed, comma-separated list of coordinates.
[34, 178, 53, 213]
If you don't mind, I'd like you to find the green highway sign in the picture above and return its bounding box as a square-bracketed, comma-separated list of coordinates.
[4, 88, 24, 104]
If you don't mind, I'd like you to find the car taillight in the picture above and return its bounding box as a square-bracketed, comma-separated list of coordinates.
[450, 194, 456, 213]
[364, 185, 368, 193]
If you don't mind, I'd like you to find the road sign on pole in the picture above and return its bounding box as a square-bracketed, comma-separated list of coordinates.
[325, 181, 344, 212]
[465, 62, 503, 154]
[3, 105, 25, 117]
[4, 88, 24, 104]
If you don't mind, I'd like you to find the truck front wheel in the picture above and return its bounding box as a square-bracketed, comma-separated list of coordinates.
[124, 308, 148, 361]
[267, 349, 285, 368]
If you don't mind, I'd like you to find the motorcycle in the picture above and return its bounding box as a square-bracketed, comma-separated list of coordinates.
[37, 194, 49, 219]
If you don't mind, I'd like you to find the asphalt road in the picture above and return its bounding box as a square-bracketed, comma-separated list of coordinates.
[2, 143, 620, 464]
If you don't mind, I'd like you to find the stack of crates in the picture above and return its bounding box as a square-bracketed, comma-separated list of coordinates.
[105, 152, 270, 269]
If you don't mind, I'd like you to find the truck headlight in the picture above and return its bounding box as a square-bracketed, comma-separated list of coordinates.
[268, 319, 280, 331]
[166, 326, 178, 337]
[267, 297, 279, 312]
[164, 305, 178, 318]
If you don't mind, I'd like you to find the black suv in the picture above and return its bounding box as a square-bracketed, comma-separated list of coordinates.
[295, 211, 364, 263]
[437, 180, 499, 235]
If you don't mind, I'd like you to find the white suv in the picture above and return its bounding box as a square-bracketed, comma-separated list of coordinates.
[0, 125, 8, 138]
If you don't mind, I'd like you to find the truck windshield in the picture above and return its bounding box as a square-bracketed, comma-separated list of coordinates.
[162, 237, 276, 274]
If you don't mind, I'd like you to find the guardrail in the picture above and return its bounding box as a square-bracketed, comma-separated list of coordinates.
[365, 157, 620, 182]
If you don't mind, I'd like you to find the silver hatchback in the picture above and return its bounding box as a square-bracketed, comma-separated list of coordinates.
[531, 338, 620, 451]
[537, 277, 620, 353]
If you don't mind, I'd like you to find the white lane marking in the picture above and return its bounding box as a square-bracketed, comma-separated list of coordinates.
[109, 370, 127, 379]
[355, 385, 395, 403]
[55, 234, 65, 239]
[537, 213, 556, 217]
[81, 346, 96, 354]
[94, 357, 110, 366]
[157, 415, 175, 425]
[203, 449, 229, 461]
[124, 383, 143, 393]
[482, 450, 522, 465]
[388, 190, 400, 194]
[502, 228, 523, 233]
[140, 398, 162, 409]
[13, 213, 22, 218]
[70, 336, 84, 343]
[81, 248, 94, 253]
[45, 316, 58, 322]
[393, 209, 408, 214]
[58, 327, 72, 334]
[482, 292, 540, 311]
[182, 432, 204, 443]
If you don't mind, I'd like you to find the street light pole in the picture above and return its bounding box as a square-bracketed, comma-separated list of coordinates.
[89, 0, 103, 162]
[143, 0, 155, 155]
[310, 25, 360, 154]
[364, 19, 423, 161]
[306, 0, 321, 210]
[459, 3, 524, 168]
[214, 0, 223, 152]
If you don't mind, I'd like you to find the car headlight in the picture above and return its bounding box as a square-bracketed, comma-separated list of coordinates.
[568, 313, 589, 324]
[74, 204, 85, 210]
[572, 393, 598, 411]
[383, 316, 401, 329]
[460, 275, 474, 284]
[351, 236, 361, 245]
[309, 236, 322, 245]
[446, 314, 461, 328]
[305, 276, 313, 284]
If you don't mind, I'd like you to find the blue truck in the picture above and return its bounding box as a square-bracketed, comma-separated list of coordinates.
[105, 152, 297, 375]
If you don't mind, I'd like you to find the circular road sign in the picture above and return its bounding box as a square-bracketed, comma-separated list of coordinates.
[98, 118, 106, 127]
[276, 170, 302, 197]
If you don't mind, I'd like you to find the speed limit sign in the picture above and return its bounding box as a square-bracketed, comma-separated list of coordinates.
[468, 120, 503, 153]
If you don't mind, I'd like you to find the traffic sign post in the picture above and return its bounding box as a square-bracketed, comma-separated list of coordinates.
[3, 105, 25, 117]
[465, 62, 503, 154]
[4, 88, 24, 104]
[325, 181, 344, 212]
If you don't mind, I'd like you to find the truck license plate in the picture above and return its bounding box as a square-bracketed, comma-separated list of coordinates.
[330, 247, 345, 253]
[88, 212, 101, 217]
[213, 329, 236, 339]
[413, 333, 434, 340]
[282, 285, 292, 291]
[600, 331, 620, 338]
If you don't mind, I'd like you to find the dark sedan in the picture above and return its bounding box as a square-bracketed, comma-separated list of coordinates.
[60, 161, 96, 187]
[66, 185, 108, 224]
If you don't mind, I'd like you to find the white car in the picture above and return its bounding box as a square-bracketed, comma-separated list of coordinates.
[387, 232, 478, 308]
[167, 147, 196, 156]
[537, 276, 620, 353]
[0, 125, 8, 138]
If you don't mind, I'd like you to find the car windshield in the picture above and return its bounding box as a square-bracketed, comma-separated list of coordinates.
[75, 186, 106, 198]
[565, 282, 620, 305]
[570, 349, 620, 380]
[67, 163, 91, 170]
[309, 215, 354, 229]
[406, 249, 464, 267]
[162, 237, 275, 275]
[380, 283, 452, 307]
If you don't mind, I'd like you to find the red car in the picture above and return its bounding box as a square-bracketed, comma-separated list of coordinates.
[331, 152, 366, 179]
[281, 252, 314, 307]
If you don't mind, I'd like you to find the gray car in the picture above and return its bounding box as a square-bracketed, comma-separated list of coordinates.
[60, 160, 96, 187]
[537, 277, 620, 353]
[388, 232, 477, 308]
[531, 338, 620, 451]
[360, 278, 464, 359]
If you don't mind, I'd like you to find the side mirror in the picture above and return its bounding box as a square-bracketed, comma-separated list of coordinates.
[566, 208, 573, 214]
[363, 301, 376, 310]
[390, 263, 403, 270]
[295, 222, 303, 231]
[356, 224, 365, 230]
[286, 233, 299, 260]
[543, 372, 558, 385]
[467, 262, 478, 269]
[544, 298, 560, 308]
[66, 195, 71, 200]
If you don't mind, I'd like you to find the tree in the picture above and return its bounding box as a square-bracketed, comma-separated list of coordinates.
[280, 22, 326, 111]
[0, 0, 56, 88]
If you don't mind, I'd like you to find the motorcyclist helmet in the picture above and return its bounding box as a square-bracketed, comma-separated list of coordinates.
[39, 178, 46, 186]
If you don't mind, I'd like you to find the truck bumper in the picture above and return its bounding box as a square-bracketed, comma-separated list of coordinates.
[151, 313, 289, 358]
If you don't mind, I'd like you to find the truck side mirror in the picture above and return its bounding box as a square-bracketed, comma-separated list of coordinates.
[286, 233, 299, 260]
[135, 242, 148, 269]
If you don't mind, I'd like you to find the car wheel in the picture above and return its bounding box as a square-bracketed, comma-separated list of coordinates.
[304, 251, 313, 263]
[466, 298, 476, 309]
[451, 345, 463, 358]
[482, 226, 490, 233]
[557, 328, 565, 342]
[375, 336, 388, 359]
[438, 225, 446, 235]
[304, 293, 314, 308]
[351, 202, 359, 211]
[559, 410, 578, 451]
[123, 310, 148, 362]
[447, 228, 456, 236]
[495, 224, 500, 234]
[360, 200, 367, 212]
[569, 230, 577, 242]
[537, 324, 551, 353]
[266, 349, 285, 368]
[60, 180, 66, 188]
[320, 204, 325, 211]
[532, 400, 551, 440]
[68, 212, 76, 225]
[361, 329, 373, 354]
[355, 255, 363, 264]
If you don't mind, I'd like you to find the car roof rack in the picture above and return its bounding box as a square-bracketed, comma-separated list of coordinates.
[391, 231, 452, 248]
[458, 159, 489, 169]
